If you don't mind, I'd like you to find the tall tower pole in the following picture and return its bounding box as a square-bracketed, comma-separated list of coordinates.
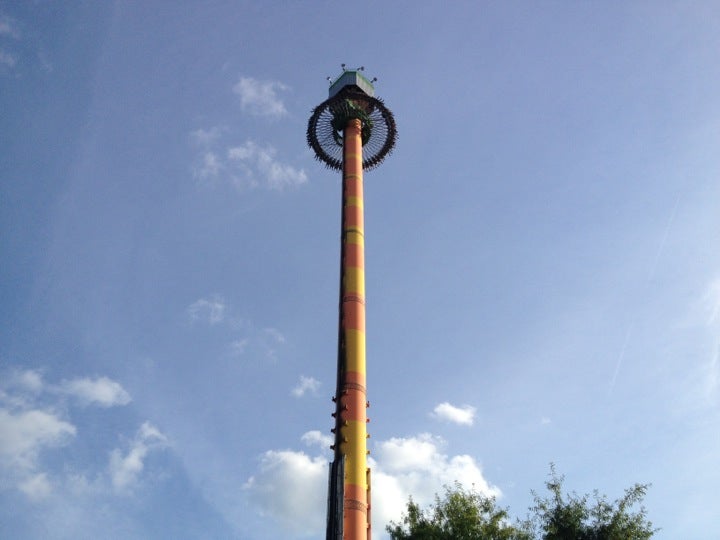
[339, 116, 368, 539]
[307, 68, 397, 540]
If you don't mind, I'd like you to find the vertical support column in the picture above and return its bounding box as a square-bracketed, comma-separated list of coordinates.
[339, 118, 369, 540]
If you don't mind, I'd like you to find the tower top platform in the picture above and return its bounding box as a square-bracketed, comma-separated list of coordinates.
[329, 69, 375, 99]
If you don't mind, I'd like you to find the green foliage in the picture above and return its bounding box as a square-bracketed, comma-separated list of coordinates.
[386, 466, 656, 540]
[526, 464, 656, 540]
[386, 483, 532, 540]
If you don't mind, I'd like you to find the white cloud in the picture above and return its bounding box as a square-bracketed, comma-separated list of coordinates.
[0, 369, 168, 504]
[228, 141, 308, 190]
[230, 338, 249, 356]
[60, 376, 131, 407]
[15, 370, 43, 392]
[264, 327, 286, 344]
[233, 77, 289, 119]
[245, 432, 499, 538]
[1, 369, 44, 405]
[228, 322, 289, 362]
[258, 327, 287, 362]
[109, 422, 168, 492]
[187, 295, 227, 325]
[0, 404, 72, 498]
[244, 449, 327, 536]
[227, 144, 253, 161]
[372, 434, 499, 532]
[190, 128, 226, 180]
[292, 376, 321, 398]
[0, 409, 76, 471]
[186, 301, 289, 363]
[431, 402, 477, 426]
[2, 369, 130, 408]
[189, 125, 307, 191]
[18, 472, 51, 500]
[193, 151, 223, 180]
[190, 126, 224, 147]
[301, 430, 333, 450]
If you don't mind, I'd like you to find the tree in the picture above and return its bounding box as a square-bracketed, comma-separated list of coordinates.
[526, 465, 656, 540]
[386, 466, 656, 540]
[386, 483, 532, 540]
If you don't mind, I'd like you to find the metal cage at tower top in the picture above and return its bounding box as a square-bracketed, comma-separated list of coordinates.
[307, 86, 397, 171]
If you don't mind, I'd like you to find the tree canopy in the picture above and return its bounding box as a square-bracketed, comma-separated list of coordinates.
[527, 465, 655, 540]
[386, 466, 656, 540]
[386, 482, 531, 540]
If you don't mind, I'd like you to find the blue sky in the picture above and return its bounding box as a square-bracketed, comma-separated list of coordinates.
[1, 2, 719, 538]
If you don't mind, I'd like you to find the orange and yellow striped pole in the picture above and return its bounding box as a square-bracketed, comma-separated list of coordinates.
[338, 117, 370, 539]
[310, 70, 395, 540]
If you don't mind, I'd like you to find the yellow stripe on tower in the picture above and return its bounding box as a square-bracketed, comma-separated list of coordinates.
[346, 196, 364, 209]
[344, 329, 366, 373]
[341, 420, 368, 483]
[344, 267, 366, 298]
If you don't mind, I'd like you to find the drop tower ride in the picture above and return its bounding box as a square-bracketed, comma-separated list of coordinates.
[307, 67, 397, 540]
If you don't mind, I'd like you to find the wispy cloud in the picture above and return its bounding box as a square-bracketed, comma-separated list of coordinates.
[190, 126, 224, 146]
[193, 151, 224, 181]
[0, 368, 146, 500]
[230, 338, 249, 356]
[190, 77, 305, 188]
[233, 76, 289, 119]
[701, 277, 720, 401]
[263, 327, 286, 344]
[0, 14, 20, 39]
[187, 295, 227, 325]
[109, 422, 169, 493]
[430, 402, 477, 426]
[60, 376, 132, 407]
[245, 431, 499, 536]
[0, 15, 20, 71]
[18, 472, 51, 501]
[190, 129, 307, 191]
[185, 298, 288, 362]
[0, 409, 76, 472]
[0, 403, 76, 500]
[260, 327, 286, 362]
[2, 369, 131, 409]
[704, 277, 720, 326]
[672, 276, 720, 408]
[227, 141, 308, 190]
[291, 376, 321, 398]
[0, 49, 16, 68]
[229, 324, 286, 361]
[3, 368, 44, 397]
[703, 346, 719, 402]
